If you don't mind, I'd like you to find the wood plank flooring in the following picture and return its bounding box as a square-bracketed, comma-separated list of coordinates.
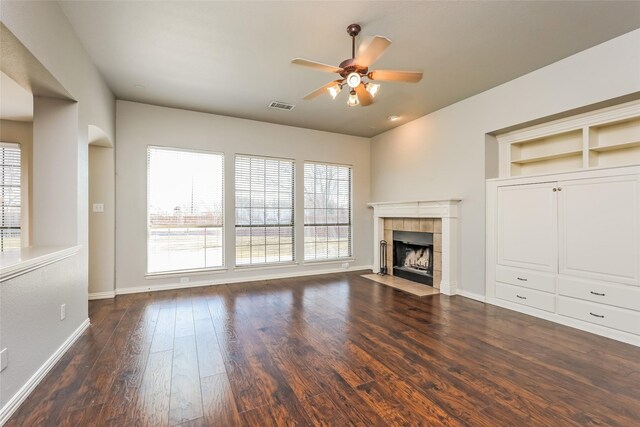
[6, 270, 640, 426]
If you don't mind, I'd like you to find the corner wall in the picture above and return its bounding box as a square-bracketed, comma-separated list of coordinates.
[115, 101, 372, 292]
[0, 0, 115, 416]
[370, 29, 640, 296]
[89, 145, 115, 297]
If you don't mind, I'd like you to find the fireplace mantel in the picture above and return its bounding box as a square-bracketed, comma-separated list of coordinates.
[367, 199, 461, 219]
[368, 199, 462, 296]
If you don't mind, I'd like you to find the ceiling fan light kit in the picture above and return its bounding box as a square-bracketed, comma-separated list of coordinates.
[292, 23, 423, 107]
[328, 83, 342, 99]
[347, 90, 359, 107]
[346, 72, 361, 88]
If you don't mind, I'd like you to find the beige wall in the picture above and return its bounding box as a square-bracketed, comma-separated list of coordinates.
[371, 29, 640, 297]
[0, 120, 32, 246]
[89, 145, 115, 296]
[0, 0, 115, 412]
[115, 101, 371, 292]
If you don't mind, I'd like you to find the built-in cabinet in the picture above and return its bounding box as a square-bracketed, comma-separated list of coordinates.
[488, 169, 640, 345]
[488, 100, 640, 346]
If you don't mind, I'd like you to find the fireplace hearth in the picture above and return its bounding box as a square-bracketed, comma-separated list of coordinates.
[393, 230, 434, 286]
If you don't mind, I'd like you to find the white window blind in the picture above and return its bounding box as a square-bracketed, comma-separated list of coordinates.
[235, 155, 294, 266]
[1, 142, 21, 252]
[147, 147, 224, 273]
[304, 162, 352, 260]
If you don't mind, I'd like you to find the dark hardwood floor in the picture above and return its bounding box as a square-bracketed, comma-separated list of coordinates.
[6, 271, 640, 426]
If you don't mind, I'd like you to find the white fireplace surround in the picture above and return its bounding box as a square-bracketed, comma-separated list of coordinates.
[368, 200, 462, 296]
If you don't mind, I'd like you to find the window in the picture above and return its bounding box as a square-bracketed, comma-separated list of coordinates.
[1, 143, 21, 252]
[304, 162, 352, 260]
[235, 155, 294, 266]
[147, 147, 224, 274]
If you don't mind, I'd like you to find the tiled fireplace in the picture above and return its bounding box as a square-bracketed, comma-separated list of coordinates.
[387, 221, 440, 287]
[368, 200, 461, 295]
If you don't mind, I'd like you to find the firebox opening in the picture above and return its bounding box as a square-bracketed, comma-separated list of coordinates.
[393, 230, 434, 286]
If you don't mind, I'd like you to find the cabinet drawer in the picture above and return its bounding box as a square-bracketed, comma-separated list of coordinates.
[558, 297, 640, 336]
[495, 282, 556, 313]
[559, 276, 640, 312]
[496, 266, 556, 293]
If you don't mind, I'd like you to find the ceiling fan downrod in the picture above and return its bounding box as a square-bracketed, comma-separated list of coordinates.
[346, 23, 361, 59]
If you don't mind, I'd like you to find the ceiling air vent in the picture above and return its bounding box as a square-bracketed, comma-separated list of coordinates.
[268, 101, 295, 111]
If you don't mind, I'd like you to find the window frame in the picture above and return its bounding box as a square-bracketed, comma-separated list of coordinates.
[303, 160, 353, 262]
[234, 153, 296, 268]
[146, 145, 225, 276]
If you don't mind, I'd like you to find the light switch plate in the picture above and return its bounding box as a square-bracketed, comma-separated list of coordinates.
[93, 203, 105, 213]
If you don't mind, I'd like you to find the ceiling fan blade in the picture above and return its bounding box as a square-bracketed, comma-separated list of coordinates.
[303, 80, 343, 100]
[291, 58, 342, 73]
[355, 36, 391, 67]
[369, 70, 423, 83]
[355, 83, 373, 106]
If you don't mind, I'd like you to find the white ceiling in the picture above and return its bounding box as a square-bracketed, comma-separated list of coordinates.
[58, 1, 640, 137]
[0, 71, 33, 122]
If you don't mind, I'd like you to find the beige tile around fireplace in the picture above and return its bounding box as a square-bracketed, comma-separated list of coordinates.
[361, 274, 440, 297]
[433, 251, 442, 272]
[420, 218, 434, 232]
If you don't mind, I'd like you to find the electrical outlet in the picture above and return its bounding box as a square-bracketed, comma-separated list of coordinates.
[341, 262, 350, 269]
[92, 203, 105, 213]
[0, 348, 7, 372]
[180, 277, 190, 284]
[60, 304, 66, 321]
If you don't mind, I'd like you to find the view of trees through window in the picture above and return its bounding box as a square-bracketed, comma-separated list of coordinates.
[147, 149, 353, 272]
[235, 155, 294, 266]
[304, 162, 352, 260]
[147, 147, 224, 273]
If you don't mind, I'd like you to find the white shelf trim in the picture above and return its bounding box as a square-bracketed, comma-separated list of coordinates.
[1, 245, 81, 282]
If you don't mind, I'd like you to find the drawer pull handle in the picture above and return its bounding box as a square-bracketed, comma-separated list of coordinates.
[590, 312, 605, 319]
[516, 295, 527, 300]
[516, 277, 528, 281]
[590, 291, 605, 297]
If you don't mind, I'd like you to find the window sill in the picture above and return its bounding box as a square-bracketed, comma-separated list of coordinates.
[233, 262, 299, 271]
[145, 267, 227, 279]
[1, 245, 81, 282]
[303, 258, 355, 266]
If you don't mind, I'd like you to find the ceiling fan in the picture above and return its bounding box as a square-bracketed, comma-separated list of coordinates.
[291, 23, 423, 107]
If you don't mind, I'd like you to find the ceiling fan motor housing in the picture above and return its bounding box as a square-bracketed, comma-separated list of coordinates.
[338, 59, 368, 78]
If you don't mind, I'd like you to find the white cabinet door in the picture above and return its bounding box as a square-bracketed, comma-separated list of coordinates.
[558, 175, 640, 286]
[497, 182, 558, 272]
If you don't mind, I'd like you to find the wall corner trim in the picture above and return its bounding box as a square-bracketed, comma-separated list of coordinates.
[88, 291, 116, 300]
[456, 289, 487, 303]
[0, 318, 90, 425]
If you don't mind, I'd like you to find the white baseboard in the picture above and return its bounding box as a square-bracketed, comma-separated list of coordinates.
[88, 291, 116, 300]
[439, 281, 458, 296]
[116, 265, 374, 296]
[0, 318, 90, 426]
[486, 297, 640, 347]
[457, 289, 487, 303]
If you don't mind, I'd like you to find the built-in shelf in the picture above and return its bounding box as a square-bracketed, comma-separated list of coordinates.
[589, 140, 640, 152]
[498, 100, 640, 177]
[512, 149, 583, 164]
